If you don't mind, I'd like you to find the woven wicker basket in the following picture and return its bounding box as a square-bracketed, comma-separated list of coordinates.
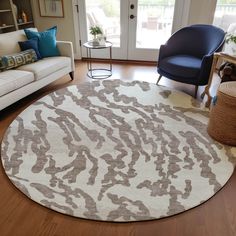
[207, 81, 236, 146]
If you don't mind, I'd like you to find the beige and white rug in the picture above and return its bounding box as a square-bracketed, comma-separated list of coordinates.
[1, 80, 236, 222]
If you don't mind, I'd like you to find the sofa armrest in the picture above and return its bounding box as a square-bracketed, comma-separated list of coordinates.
[57, 41, 75, 72]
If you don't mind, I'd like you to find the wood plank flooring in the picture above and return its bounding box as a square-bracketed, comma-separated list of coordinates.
[0, 61, 235, 236]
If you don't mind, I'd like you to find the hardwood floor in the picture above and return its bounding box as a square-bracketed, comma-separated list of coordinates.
[0, 61, 235, 236]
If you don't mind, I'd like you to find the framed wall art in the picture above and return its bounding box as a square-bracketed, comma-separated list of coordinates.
[39, 0, 64, 18]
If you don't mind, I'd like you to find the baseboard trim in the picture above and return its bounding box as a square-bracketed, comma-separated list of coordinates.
[79, 58, 157, 66]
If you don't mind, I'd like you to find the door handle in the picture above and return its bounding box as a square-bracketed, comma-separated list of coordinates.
[75, 4, 79, 12]
[130, 15, 136, 19]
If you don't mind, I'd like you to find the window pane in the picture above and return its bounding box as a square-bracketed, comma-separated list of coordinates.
[213, 0, 236, 31]
[85, 0, 120, 47]
[136, 0, 175, 49]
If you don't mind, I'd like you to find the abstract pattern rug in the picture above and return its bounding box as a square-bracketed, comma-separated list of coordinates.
[1, 80, 236, 222]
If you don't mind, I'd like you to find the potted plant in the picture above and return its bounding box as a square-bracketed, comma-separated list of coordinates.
[226, 33, 236, 56]
[90, 26, 103, 46]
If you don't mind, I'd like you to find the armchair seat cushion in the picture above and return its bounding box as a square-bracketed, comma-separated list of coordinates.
[159, 55, 202, 78]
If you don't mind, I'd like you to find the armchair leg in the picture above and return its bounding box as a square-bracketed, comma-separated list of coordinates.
[194, 85, 198, 98]
[69, 72, 74, 80]
[156, 75, 162, 85]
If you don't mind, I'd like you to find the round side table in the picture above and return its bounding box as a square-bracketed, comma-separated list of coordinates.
[83, 41, 112, 79]
[207, 81, 236, 146]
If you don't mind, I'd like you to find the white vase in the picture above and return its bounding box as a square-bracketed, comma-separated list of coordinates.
[225, 42, 236, 56]
[92, 36, 100, 46]
[230, 44, 236, 56]
[98, 35, 106, 46]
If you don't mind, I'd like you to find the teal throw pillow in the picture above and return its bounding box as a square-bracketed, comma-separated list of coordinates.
[1, 49, 38, 70]
[24, 26, 60, 58]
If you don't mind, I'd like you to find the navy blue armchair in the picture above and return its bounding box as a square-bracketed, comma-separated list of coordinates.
[157, 24, 225, 97]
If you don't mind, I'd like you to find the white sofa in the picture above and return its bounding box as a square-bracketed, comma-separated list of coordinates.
[0, 29, 75, 111]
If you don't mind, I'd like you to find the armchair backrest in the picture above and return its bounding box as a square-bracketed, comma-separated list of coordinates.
[166, 24, 225, 58]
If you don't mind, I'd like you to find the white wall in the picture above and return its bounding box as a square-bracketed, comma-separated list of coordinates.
[172, 0, 218, 33]
[31, 0, 81, 58]
[187, 0, 217, 25]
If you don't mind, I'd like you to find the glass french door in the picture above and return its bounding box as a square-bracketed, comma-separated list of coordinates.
[78, 0, 189, 61]
[128, 0, 175, 60]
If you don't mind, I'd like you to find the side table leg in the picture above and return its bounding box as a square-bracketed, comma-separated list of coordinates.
[109, 46, 112, 73]
[202, 55, 219, 108]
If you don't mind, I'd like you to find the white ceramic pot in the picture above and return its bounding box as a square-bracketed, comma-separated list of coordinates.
[92, 38, 100, 46]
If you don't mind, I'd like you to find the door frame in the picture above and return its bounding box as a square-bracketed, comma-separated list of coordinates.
[72, 0, 82, 59]
[77, 0, 129, 59]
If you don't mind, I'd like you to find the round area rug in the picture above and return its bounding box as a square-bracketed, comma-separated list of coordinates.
[1, 80, 236, 222]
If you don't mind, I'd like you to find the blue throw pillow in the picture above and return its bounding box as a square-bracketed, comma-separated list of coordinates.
[1, 49, 38, 70]
[24, 26, 60, 58]
[18, 38, 42, 60]
[0, 57, 5, 71]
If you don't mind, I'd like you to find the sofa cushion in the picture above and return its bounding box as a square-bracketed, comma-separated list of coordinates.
[0, 70, 34, 97]
[18, 38, 42, 60]
[1, 49, 38, 71]
[24, 26, 60, 58]
[16, 56, 71, 81]
[0, 30, 27, 56]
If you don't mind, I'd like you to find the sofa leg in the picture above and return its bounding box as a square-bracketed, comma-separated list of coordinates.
[69, 72, 74, 80]
[156, 75, 162, 85]
[194, 85, 198, 98]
